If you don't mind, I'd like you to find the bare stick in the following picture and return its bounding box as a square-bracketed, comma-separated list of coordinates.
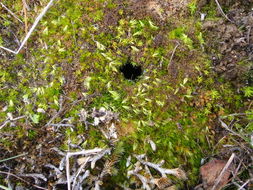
[167, 41, 180, 71]
[0, 3, 23, 23]
[0, 115, 26, 129]
[0, 0, 56, 54]
[0, 45, 17, 54]
[246, 26, 251, 44]
[0, 171, 47, 190]
[211, 153, 235, 190]
[219, 118, 247, 141]
[239, 179, 252, 190]
[16, 0, 55, 54]
[45, 96, 64, 127]
[214, 0, 232, 22]
[220, 113, 253, 118]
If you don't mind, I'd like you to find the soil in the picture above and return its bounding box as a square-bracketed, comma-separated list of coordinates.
[0, 0, 253, 189]
[202, 1, 253, 83]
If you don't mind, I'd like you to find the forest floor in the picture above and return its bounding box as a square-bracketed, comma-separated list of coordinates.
[0, 0, 253, 189]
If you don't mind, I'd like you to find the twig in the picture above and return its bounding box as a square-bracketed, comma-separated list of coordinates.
[220, 113, 253, 118]
[0, 152, 27, 163]
[219, 118, 247, 141]
[128, 171, 151, 190]
[0, 171, 47, 190]
[0, 3, 23, 23]
[214, 0, 233, 22]
[211, 153, 235, 190]
[238, 179, 252, 190]
[0, 0, 56, 54]
[135, 155, 187, 179]
[72, 157, 90, 189]
[22, 0, 28, 51]
[0, 115, 26, 130]
[19, 173, 47, 183]
[45, 96, 64, 127]
[246, 26, 251, 44]
[66, 148, 104, 190]
[167, 41, 180, 72]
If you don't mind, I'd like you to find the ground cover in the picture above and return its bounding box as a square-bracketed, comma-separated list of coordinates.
[0, 0, 252, 189]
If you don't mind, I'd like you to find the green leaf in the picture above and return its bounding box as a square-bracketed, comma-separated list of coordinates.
[131, 46, 139, 52]
[181, 34, 193, 49]
[197, 32, 205, 45]
[0, 185, 12, 190]
[95, 41, 106, 51]
[43, 27, 48, 35]
[84, 77, 92, 89]
[244, 87, 253, 97]
[148, 20, 159, 30]
[109, 90, 120, 100]
[9, 100, 14, 107]
[133, 31, 142, 36]
[122, 105, 130, 110]
[30, 114, 40, 124]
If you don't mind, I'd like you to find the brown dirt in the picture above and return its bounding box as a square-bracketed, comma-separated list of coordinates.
[127, 0, 189, 23]
[201, 1, 253, 83]
[117, 121, 136, 136]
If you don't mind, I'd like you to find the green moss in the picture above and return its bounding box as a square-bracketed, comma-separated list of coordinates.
[0, 0, 248, 188]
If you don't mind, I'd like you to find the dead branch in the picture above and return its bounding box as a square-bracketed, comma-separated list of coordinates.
[167, 41, 180, 72]
[0, 3, 23, 23]
[219, 118, 247, 141]
[214, 0, 232, 22]
[238, 179, 252, 190]
[0, 0, 56, 54]
[0, 115, 26, 130]
[135, 154, 187, 179]
[211, 153, 235, 190]
[65, 148, 111, 190]
[22, 0, 28, 50]
[0, 171, 47, 190]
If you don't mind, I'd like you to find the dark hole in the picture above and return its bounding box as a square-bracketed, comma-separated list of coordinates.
[119, 59, 142, 80]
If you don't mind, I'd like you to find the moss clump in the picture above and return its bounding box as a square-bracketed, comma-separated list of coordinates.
[0, 0, 249, 188]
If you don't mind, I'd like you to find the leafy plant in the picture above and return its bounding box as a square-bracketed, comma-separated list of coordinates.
[188, 2, 197, 15]
[244, 87, 253, 97]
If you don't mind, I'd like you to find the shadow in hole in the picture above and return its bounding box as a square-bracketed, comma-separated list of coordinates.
[119, 59, 142, 81]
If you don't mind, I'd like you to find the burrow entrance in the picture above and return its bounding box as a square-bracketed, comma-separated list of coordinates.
[119, 59, 143, 80]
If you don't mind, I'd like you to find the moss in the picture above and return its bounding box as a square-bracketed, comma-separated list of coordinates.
[0, 0, 248, 188]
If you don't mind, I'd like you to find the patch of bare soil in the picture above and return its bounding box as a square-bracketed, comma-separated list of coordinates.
[127, 0, 189, 23]
[202, 1, 253, 82]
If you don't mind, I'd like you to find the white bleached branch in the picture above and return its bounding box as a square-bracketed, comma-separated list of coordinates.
[65, 148, 111, 190]
[128, 154, 187, 189]
[0, 3, 23, 23]
[0, 0, 56, 54]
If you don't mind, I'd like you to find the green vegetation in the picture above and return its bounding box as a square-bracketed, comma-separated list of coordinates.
[0, 0, 252, 189]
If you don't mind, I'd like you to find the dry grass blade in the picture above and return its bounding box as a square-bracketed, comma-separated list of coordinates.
[0, 152, 27, 163]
